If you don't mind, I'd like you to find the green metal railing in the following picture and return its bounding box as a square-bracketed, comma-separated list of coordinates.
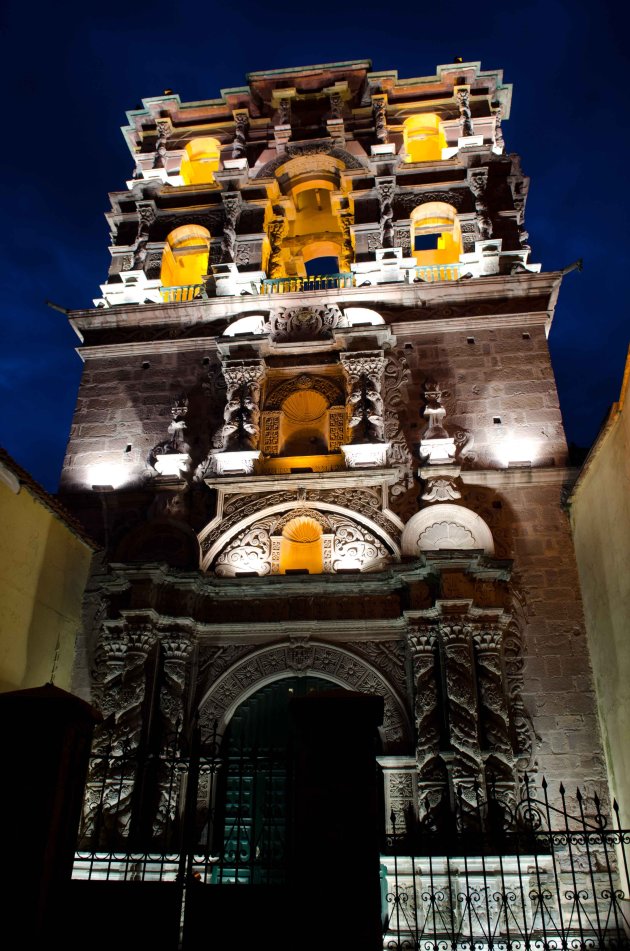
[160, 283, 208, 303]
[261, 273, 355, 294]
[414, 263, 462, 283]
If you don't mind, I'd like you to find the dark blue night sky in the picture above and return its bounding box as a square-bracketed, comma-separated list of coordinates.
[1, 0, 627, 491]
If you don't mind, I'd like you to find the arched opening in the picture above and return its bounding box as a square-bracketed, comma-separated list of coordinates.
[279, 389, 329, 456]
[410, 202, 462, 268]
[403, 113, 447, 163]
[160, 225, 210, 290]
[279, 515, 323, 574]
[179, 137, 221, 185]
[211, 676, 343, 883]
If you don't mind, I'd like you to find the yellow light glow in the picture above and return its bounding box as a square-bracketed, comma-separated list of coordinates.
[160, 225, 210, 289]
[179, 137, 221, 186]
[279, 516, 323, 574]
[410, 202, 462, 268]
[403, 114, 447, 163]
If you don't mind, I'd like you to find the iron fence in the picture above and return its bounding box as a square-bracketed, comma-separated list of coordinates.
[74, 726, 630, 948]
[382, 777, 630, 949]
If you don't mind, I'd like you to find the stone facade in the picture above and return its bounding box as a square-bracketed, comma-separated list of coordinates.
[60, 59, 607, 846]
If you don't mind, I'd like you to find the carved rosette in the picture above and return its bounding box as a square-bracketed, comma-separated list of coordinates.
[376, 177, 396, 250]
[468, 168, 492, 240]
[232, 110, 249, 159]
[407, 631, 445, 815]
[341, 352, 387, 445]
[217, 360, 265, 451]
[221, 192, 242, 263]
[455, 86, 474, 138]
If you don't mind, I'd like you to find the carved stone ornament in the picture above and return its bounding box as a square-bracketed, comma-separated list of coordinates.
[419, 383, 456, 465]
[372, 94, 389, 144]
[341, 352, 387, 445]
[421, 477, 462, 502]
[467, 168, 492, 239]
[150, 394, 192, 476]
[221, 192, 242, 263]
[197, 641, 409, 751]
[267, 215, 287, 278]
[232, 111, 249, 160]
[376, 177, 396, 250]
[270, 304, 344, 342]
[213, 509, 391, 576]
[215, 360, 264, 452]
[455, 86, 474, 138]
[400, 503, 495, 556]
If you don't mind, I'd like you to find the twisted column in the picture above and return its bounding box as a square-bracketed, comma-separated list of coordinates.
[456, 86, 474, 137]
[153, 633, 194, 838]
[440, 623, 483, 809]
[376, 178, 395, 249]
[408, 631, 445, 817]
[268, 216, 287, 277]
[232, 110, 249, 160]
[372, 94, 388, 143]
[153, 118, 171, 169]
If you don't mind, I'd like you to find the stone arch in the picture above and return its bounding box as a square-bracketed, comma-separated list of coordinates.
[401, 503, 495, 556]
[264, 374, 345, 411]
[203, 499, 401, 573]
[196, 640, 412, 754]
[409, 201, 462, 269]
[160, 224, 210, 289]
[255, 145, 367, 181]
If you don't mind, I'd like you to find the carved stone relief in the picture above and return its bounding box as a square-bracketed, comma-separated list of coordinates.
[270, 304, 345, 342]
[197, 641, 409, 752]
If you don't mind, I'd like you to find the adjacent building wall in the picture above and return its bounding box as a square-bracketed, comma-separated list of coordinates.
[0, 450, 96, 693]
[569, 348, 630, 824]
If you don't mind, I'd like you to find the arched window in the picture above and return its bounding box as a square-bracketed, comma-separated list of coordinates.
[279, 516, 323, 574]
[160, 225, 210, 291]
[179, 137, 221, 186]
[410, 202, 462, 268]
[403, 113, 447, 164]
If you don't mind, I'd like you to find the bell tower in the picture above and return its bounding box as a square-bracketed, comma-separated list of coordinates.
[59, 59, 618, 947]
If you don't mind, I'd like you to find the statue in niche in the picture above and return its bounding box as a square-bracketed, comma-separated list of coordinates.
[150, 395, 191, 463]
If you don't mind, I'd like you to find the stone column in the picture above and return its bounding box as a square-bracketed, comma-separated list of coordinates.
[468, 167, 493, 239]
[376, 177, 396, 249]
[439, 623, 483, 810]
[474, 627, 516, 807]
[153, 632, 194, 838]
[455, 85, 474, 138]
[214, 361, 265, 474]
[221, 191, 242, 263]
[267, 216, 287, 278]
[232, 110, 249, 160]
[340, 352, 389, 467]
[493, 103, 505, 153]
[339, 211, 354, 273]
[372, 93, 389, 144]
[87, 622, 157, 842]
[153, 117, 172, 169]
[408, 630, 445, 818]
